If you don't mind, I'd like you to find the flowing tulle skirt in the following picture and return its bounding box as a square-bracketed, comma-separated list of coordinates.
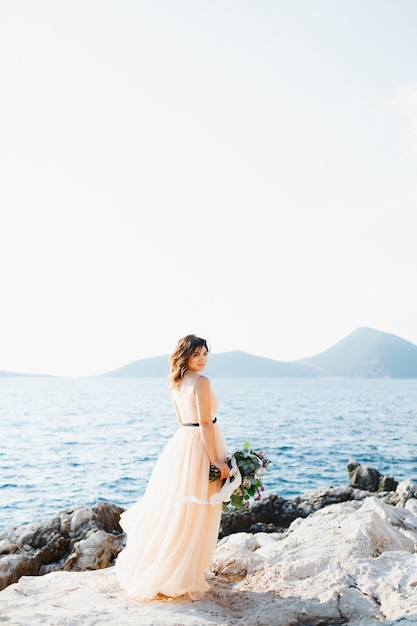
[114, 423, 227, 601]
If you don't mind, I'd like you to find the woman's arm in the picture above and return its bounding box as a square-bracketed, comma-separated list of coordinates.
[195, 376, 230, 480]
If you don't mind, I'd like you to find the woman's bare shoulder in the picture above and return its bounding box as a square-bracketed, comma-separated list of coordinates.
[194, 374, 210, 392]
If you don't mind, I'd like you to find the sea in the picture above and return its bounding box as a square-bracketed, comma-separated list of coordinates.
[1, 376, 416, 533]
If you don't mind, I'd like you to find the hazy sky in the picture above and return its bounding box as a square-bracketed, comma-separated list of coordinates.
[1, 0, 417, 376]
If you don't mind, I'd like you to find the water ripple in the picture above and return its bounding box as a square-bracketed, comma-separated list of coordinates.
[1, 377, 416, 531]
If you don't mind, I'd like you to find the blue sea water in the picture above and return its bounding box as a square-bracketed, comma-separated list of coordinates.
[1, 377, 416, 532]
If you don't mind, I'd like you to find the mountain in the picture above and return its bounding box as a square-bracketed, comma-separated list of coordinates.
[296, 326, 417, 378]
[102, 355, 171, 377]
[2, 327, 417, 378]
[102, 351, 314, 378]
[204, 351, 314, 378]
[0, 370, 50, 377]
[101, 327, 417, 378]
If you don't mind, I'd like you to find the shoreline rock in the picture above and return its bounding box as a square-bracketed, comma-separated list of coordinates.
[2, 495, 417, 625]
[0, 502, 124, 592]
[1, 460, 416, 597]
[219, 457, 410, 537]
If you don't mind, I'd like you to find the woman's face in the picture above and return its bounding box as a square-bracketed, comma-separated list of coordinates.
[187, 346, 208, 373]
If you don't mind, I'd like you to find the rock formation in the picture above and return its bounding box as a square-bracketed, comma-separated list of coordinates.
[2, 495, 417, 625]
[347, 457, 398, 492]
[219, 458, 408, 537]
[1, 459, 416, 609]
[0, 502, 124, 592]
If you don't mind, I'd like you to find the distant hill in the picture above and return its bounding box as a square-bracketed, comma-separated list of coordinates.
[2, 327, 417, 378]
[102, 351, 315, 378]
[101, 327, 417, 378]
[0, 370, 49, 378]
[204, 351, 314, 378]
[103, 355, 172, 377]
[296, 327, 417, 378]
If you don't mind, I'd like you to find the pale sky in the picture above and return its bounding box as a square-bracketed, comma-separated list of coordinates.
[1, 0, 417, 376]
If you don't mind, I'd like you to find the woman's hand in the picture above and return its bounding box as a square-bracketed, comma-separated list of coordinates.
[212, 459, 230, 480]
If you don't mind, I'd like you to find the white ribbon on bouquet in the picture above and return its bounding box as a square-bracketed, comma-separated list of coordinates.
[175, 454, 242, 506]
[209, 454, 241, 505]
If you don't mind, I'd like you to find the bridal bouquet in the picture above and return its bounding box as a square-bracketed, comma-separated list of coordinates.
[209, 441, 271, 512]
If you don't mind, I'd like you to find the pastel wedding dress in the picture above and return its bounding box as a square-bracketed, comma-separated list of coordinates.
[114, 372, 227, 601]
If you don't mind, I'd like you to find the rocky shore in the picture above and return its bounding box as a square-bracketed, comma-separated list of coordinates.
[1, 460, 417, 625]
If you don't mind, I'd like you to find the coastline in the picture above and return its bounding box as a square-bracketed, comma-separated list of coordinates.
[1, 461, 417, 625]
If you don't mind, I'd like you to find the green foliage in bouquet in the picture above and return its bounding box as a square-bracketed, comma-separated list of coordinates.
[209, 441, 271, 512]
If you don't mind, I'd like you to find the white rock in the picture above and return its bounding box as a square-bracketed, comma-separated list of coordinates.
[405, 498, 417, 517]
[2, 496, 417, 625]
[397, 479, 417, 501]
[65, 529, 124, 572]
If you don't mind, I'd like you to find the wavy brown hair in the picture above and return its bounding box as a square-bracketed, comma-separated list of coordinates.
[168, 334, 210, 389]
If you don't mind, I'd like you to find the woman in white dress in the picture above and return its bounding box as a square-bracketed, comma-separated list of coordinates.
[115, 334, 230, 600]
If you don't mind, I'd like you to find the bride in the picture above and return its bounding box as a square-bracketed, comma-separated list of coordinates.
[115, 334, 230, 601]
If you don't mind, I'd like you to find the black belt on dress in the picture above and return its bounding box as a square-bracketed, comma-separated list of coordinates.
[182, 417, 217, 427]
